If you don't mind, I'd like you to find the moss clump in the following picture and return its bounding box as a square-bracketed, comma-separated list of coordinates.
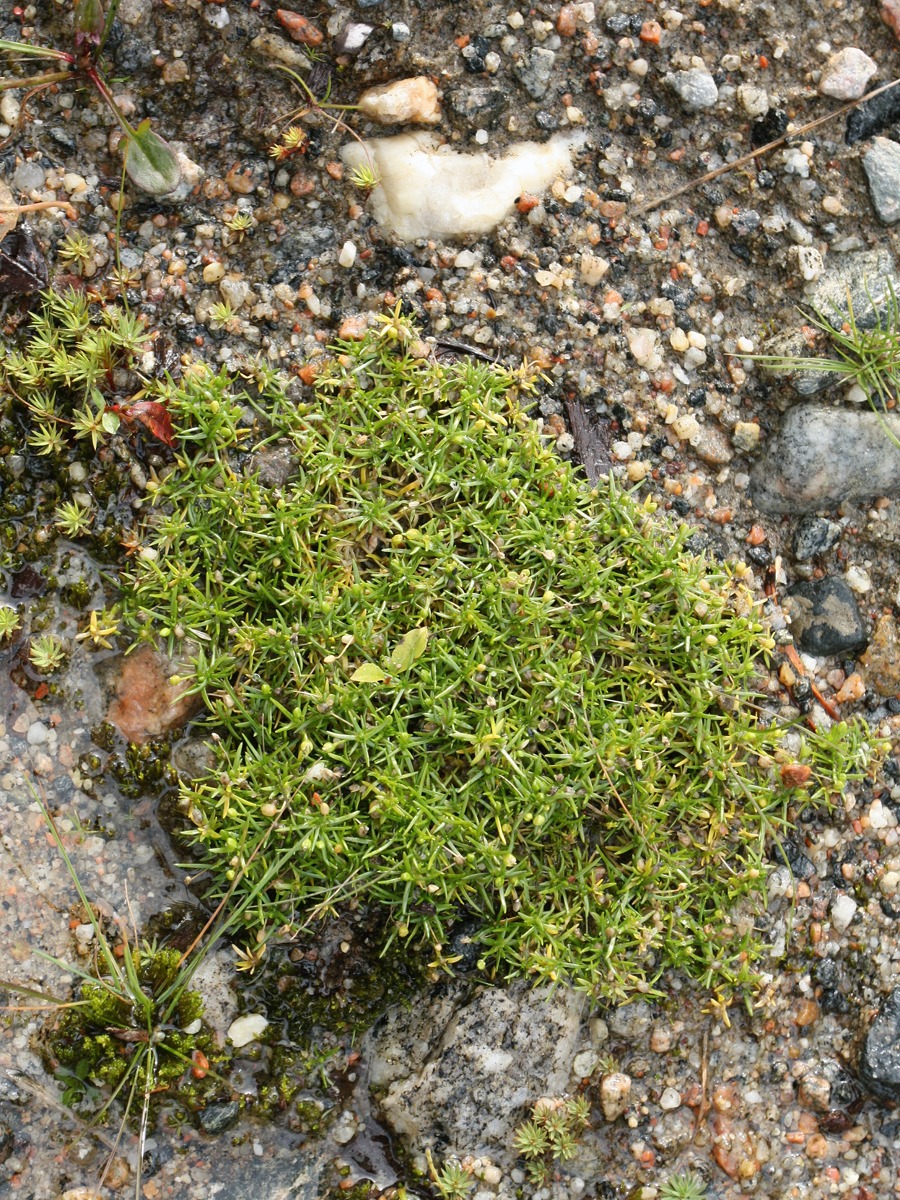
[125, 311, 871, 1000]
[45, 943, 219, 1112]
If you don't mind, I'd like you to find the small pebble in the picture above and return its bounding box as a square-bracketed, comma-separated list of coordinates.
[818, 47, 877, 100]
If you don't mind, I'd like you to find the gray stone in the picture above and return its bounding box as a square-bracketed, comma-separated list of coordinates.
[198, 1100, 241, 1134]
[607, 1001, 653, 1040]
[859, 988, 900, 1101]
[365, 981, 586, 1161]
[249, 442, 299, 488]
[758, 248, 899, 395]
[514, 48, 557, 99]
[448, 86, 508, 126]
[750, 404, 900, 514]
[783, 577, 867, 657]
[666, 69, 719, 111]
[792, 516, 842, 561]
[863, 138, 900, 224]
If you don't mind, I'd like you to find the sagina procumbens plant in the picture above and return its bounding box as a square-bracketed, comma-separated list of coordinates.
[125, 310, 872, 1001]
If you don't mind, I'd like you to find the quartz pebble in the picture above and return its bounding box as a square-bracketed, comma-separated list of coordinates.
[599, 1072, 632, 1121]
[830, 894, 858, 932]
[818, 47, 877, 100]
[227, 1013, 269, 1047]
[666, 68, 718, 111]
[357, 77, 441, 126]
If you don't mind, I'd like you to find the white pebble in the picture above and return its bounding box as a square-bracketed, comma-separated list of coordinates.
[845, 565, 871, 593]
[659, 1087, 682, 1111]
[227, 1013, 269, 1047]
[830, 893, 857, 932]
[26, 722, 50, 746]
[338, 240, 357, 268]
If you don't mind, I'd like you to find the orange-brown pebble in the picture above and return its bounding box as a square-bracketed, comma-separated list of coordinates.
[746, 524, 766, 546]
[276, 9, 324, 46]
[297, 364, 319, 385]
[290, 173, 315, 197]
[107, 646, 203, 744]
[338, 315, 369, 340]
[795, 998, 820, 1027]
[557, 4, 578, 36]
[640, 20, 662, 43]
[326, 161, 343, 180]
[780, 762, 812, 788]
[516, 193, 540, 213]
[599, 200, 626, 219]
[834, 672, 865, 704]
[225, 164, 257, 194]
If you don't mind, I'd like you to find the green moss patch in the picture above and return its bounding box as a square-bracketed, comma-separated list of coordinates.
[125, 311, 870, 1000]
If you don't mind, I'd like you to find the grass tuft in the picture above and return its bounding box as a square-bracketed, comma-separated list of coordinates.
[123, 313, 872, 1001]
[743, 277, 900, 446]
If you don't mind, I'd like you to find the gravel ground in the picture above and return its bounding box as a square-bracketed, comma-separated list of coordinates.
[2, 0, 900, 1197]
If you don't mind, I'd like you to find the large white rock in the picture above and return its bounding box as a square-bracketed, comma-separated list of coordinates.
[365, 981, 587, 1160]
[342, 131, 581, 241]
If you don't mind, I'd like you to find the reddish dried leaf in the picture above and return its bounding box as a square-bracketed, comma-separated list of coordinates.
[117, 401, 177, 447]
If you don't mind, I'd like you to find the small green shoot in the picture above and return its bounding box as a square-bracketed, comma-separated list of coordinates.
[512, 1096, 591, 1186]
[76, 607, 122, 649]
[56, 231, 95, 273]
[658, 1170, 709, 1200]
[0, 605, 20, 642]
[208, 300, 237, 329]
[222, 210, 254, 240]
[28, 633, 68, 674]
[426, 1150, 474, 1200]
[349, 161, 381, 193]
[55, 499, 92, 538]
[2, 289, 166, 456]
[268, 125, 310, 161]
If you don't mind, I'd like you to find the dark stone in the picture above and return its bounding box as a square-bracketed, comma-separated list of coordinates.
[745, 545, 772, 567]
[731, 210, 760, 236]
[811, 957, 850, 1015]
[249, 442, 299, 488]
[770, 840, 814, 878]
[751, 107, 789, 148]
[10, 564, 45, 598]
[793, 517, 841, 562]
[605, 13, 644, 35]
[198, 1100, 241, 1134]
[846, 81, 900, 145]
[783, 578, 867, 657]
[448, 86, 507, 126]
[48, 127, 77, 153]
[535, 110, 560, 130]
[859, 988, 900, 1101]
